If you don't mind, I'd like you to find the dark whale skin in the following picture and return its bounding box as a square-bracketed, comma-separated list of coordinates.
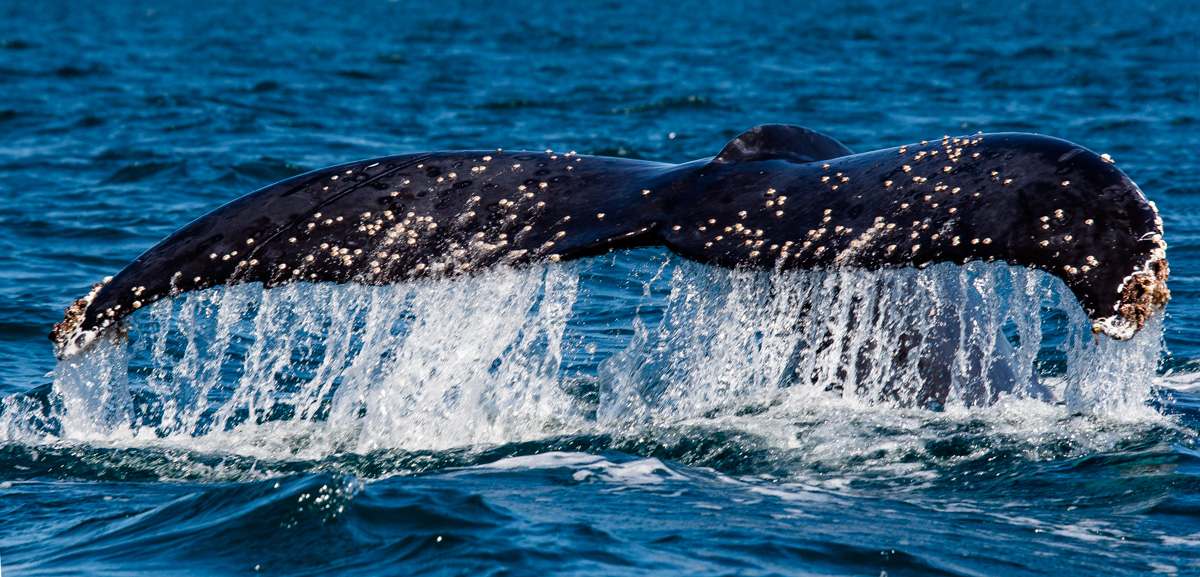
[52, 126, 1168, 357]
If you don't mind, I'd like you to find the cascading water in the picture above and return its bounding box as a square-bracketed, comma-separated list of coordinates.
[3, 251, 1166, 471]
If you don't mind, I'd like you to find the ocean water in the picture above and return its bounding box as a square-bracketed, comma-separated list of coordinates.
[2, 0, 1200, 574]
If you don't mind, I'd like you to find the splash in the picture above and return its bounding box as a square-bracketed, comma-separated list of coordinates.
[3, 253, 1167, 470]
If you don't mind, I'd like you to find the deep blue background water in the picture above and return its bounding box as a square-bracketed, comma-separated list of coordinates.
[2, 0, 1200, 575]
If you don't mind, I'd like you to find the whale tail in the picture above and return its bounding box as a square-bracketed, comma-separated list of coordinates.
[52, 126, 1167, 359]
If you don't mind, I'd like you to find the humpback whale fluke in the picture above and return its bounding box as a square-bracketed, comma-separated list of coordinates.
[51, 125, 1168, 358]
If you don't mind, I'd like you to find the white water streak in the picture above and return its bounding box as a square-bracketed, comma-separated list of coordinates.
[10, 258, 1165, 458]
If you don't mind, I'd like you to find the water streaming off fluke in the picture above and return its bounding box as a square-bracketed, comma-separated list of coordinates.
[6, 254, 1165, 464]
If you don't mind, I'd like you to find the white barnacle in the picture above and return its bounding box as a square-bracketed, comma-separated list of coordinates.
[1085, 219, 1094, 226]
[1063, 235, 1073, 242]
[902, 165, 912, 172]
[1061, 181, 1070, 187]
[983, 238, 992, 244]
[597, 213, 605, 220]
[1054, 209, 1064, 219]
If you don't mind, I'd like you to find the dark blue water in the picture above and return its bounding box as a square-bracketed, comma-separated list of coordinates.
[3, 0, 1200, 574]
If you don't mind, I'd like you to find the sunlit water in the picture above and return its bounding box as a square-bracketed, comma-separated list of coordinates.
[2, 0, 1199, 575]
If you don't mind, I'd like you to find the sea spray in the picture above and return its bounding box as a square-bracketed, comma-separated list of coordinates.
[11, 253, 1165, 463]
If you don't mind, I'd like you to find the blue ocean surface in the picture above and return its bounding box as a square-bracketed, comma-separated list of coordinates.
[2, 0, 1200, 575]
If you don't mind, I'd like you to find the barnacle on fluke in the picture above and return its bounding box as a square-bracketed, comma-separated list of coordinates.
[53, 125, 1168, 358]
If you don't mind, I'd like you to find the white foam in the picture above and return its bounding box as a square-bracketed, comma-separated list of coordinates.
[4, 256, 1170, 476]
[475, 451, 687, 486]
